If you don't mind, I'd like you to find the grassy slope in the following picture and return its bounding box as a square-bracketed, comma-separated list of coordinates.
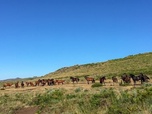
[43, 52, 152, 79]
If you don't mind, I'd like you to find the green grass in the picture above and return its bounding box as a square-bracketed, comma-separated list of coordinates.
[1, 86, 152, 114]
[91, 83, 103, 88]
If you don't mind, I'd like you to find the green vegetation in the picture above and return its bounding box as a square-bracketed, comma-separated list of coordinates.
[1, 86, 152, 114]
[43, 52, 152, 79]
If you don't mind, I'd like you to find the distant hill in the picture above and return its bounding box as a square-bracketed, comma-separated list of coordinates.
[43, 52, 152, 79]
[0, 76, 38, 82]
[0, 77, 22, 82]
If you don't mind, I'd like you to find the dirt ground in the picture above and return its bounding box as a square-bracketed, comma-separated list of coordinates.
[0, 79, 139, 95]
[0, 79, 143, 95]
[14, 107, 39, 114]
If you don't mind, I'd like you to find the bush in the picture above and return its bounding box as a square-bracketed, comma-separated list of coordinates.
[74, 87, 83, 93]
[142, 83, 152, 87]
[91, 83, 102, 88]
[0, 87, 5, 90]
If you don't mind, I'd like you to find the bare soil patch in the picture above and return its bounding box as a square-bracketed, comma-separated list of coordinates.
[15, 106, 39, 114]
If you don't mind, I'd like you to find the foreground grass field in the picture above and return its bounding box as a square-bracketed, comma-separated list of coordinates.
[0, 81, 152, 114]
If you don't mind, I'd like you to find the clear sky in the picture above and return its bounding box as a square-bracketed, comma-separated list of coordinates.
[0, 0, 152, 80]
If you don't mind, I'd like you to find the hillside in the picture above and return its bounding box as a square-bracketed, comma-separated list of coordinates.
[43, 52, 152, 79]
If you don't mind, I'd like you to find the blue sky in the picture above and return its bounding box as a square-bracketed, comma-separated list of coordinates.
[0, 0, 152, 80]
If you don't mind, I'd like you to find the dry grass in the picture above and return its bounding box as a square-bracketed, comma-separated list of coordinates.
[1, 79, 152, 114]
[0, 78, 145, 95]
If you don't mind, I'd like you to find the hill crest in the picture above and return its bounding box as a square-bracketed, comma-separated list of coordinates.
[43, 52, 152, 79]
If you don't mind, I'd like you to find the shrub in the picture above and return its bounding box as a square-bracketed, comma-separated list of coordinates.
[74, 87, 83, 93]
[0, 87, 5, 90]
[91, 83, 102, 88]
[142, 83, 152, 87]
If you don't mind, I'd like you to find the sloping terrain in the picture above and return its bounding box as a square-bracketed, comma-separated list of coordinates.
[43, 52, 152, 79]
